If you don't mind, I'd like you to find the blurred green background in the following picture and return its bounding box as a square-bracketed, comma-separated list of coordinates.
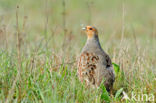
[0, 0, 156, 53]
[0, 0, 156, 102]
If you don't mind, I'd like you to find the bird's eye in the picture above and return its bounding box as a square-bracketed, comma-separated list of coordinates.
[89, 28, 93, 30]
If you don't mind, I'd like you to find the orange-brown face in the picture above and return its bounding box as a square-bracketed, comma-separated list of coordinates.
[82, 26, 98, 39]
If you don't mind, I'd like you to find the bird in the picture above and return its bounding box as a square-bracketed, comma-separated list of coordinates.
[77, 26, 115, 92]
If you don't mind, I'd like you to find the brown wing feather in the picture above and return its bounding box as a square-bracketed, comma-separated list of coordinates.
[77, 52, 99, 86]
[77, 52, 115, 90]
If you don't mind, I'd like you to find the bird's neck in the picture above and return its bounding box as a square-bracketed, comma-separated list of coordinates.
[87, 34, 99, 43]
[84, 35, 102, 50]
[87, 36, 99, 42]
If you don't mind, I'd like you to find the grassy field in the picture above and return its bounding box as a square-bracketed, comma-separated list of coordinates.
[0, 0, 156, 102]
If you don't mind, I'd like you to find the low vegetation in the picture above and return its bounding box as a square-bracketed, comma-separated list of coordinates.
[0, 0, 155, 102]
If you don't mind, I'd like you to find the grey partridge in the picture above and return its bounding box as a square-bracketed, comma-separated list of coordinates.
[77, 26, 115, 92]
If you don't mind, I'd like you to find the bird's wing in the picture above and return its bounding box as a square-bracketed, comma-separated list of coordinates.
[77, 52, 99, 85]
[97, 53, 115, 91]
[77, 51, 115, 89]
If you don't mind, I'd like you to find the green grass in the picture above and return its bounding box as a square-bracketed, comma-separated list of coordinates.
[0, 0, 156, 102]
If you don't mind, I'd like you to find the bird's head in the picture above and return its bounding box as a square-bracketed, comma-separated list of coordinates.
[82, 26, 98, 39]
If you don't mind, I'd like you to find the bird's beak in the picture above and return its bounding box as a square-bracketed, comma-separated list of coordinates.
[82, 27, 86, 31]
